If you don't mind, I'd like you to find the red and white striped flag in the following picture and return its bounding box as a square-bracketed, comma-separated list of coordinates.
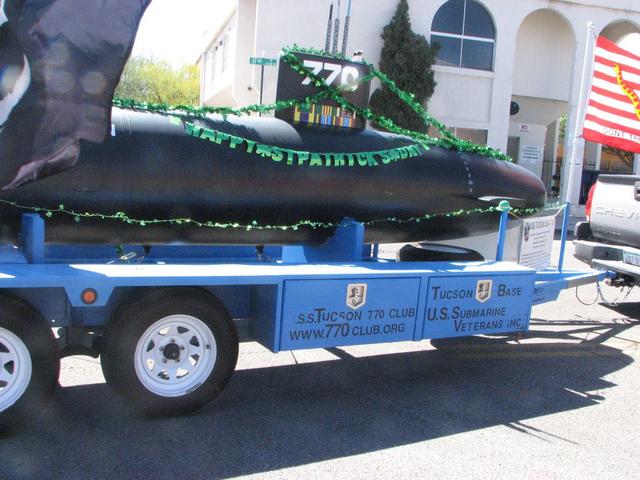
[583, 36, 640, 153]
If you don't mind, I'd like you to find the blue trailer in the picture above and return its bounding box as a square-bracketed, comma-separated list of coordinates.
[0, 208, 604, 423]
[0, 2, 603, 426]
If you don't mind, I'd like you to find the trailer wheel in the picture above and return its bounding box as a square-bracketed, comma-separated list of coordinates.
[102, 288, 238, 418]
[0, 296, 59, 430]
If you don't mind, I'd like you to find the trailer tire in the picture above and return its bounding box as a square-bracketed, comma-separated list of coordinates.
[102, 288, 238, 418]
[0, 296, 59, 432]
[397, 243, 484, 262]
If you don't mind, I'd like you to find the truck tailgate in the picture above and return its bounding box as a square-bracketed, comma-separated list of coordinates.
[590, 174, 640, 246]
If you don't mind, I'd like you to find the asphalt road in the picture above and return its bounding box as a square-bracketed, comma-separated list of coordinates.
[1, 242, 639, 479]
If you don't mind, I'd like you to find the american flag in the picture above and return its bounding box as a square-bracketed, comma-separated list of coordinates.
[583, 36, 640, 153]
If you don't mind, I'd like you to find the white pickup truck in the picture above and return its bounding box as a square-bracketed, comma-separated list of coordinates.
[574, 174, 640, 286]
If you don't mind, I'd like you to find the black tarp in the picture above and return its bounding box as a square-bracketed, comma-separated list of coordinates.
[0, 0, 150, 189]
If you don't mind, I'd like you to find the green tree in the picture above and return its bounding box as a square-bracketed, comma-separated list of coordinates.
[369, 0, 438, 132]
[115, 56, 200, 106]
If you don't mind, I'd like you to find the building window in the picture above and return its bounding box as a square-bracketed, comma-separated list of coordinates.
[430, 125, 488, 145]
[221, 31, 230, 74]
[455, 127, 488, 144]
[431, 0, 495, 71]
[207, 50, 216, 83]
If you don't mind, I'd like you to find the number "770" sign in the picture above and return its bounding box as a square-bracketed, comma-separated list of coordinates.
[301, 60, 362, 92]
[275, 52, 372, 129]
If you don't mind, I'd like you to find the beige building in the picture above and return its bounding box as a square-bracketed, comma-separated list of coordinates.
[199, 0, 640, 208]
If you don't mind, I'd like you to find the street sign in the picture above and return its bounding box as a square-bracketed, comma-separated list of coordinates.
[250, 57, 278, 114]
[250, 57, 277, 66]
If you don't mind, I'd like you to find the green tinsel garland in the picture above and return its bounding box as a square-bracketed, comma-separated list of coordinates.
[114, 45, 512, 161]
[278, 45, 511, 161]
[114, 88, 332, 120]
[0, 199, 551, 232]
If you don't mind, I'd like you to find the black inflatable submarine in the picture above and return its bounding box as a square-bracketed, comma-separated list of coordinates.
[0, 107, 546, 245]
[0, 1, 545, 246]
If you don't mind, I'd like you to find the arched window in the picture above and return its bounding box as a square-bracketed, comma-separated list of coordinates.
[431, 0, 495, 71]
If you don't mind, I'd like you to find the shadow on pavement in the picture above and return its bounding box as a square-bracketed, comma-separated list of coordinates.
[0, 321, 635, 480]
[600, 301, 640, 320]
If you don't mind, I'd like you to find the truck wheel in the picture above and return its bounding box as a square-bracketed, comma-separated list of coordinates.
[0, 296, 59, 431]
[102, 288, 238, 418]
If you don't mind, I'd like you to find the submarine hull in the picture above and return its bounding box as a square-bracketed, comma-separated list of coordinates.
[0, 109, 546, 245]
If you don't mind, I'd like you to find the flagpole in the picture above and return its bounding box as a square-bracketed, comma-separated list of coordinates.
[558, 21, 595, 272]
[564, 21, 596, 207]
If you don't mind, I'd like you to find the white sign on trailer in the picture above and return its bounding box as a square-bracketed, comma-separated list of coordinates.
[519, 215, 556, 270]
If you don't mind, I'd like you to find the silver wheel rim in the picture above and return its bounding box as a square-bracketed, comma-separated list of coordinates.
[134, 315, 217, 397]
[0, 327, 32, 413]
